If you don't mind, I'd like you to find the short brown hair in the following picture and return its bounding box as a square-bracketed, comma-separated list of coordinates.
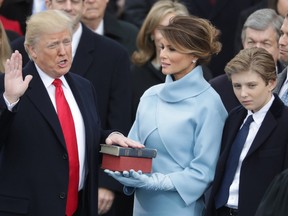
[225, 47, 276, 85]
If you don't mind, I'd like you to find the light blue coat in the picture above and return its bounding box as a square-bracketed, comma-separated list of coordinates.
[128, 66, 227, 216]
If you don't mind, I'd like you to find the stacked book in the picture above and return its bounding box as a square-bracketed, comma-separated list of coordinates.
[100, 144, 157, 173]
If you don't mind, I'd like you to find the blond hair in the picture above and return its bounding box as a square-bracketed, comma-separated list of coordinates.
[24, 10, 73, 57]
[132, 0, 189, 65]
[225, 47, 276, 84]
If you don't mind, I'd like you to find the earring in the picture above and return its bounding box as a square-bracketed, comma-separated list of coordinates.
[192, 60, 196, 63]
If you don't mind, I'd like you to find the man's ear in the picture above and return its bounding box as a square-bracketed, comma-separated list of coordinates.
[45, 0, 52, 10]
[27, 45, 37, 60]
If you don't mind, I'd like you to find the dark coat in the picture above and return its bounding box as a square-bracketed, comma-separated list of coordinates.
[11, 23, 133, 136]
[209, 74, 240, 113]
[205, 95, 288, 216]
[0, 62, 111, 216]
[104, 12, 138, 57]
[11, 23, 133, 204]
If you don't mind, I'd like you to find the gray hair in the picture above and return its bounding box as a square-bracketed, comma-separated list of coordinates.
[241, 8, 283, 43]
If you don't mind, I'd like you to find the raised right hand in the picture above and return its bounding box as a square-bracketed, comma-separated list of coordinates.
[4, 50, 33, 104]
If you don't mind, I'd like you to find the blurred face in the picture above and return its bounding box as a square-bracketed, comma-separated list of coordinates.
[231, 70, 275, 112]
[159, 37, 195, 80]
[279, 18, 288, 65]
[153, 13, 176, 48]
[82, 0, 109, 21]
[277, 0, 288, 17]
[46, 0, 83, 29]
[243, 27, 279, 63]
[27, 29, 72, 78]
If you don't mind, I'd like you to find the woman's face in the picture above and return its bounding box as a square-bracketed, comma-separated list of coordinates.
[231, 70, 276, 112]
[159, 36, 195, 80]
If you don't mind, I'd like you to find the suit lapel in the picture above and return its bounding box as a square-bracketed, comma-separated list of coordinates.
[246, 96, 284, 156]
[70, 24, 94, 77]
[24, 62, 66, 148]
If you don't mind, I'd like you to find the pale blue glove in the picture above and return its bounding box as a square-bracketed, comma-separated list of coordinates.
[104, 169, 175, 191]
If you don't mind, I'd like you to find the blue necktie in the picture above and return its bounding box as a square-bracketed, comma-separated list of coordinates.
[215, 115, 254, 209]
[281, 89, 288, 106]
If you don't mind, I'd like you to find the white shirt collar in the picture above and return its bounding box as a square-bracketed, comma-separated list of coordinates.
[247, 94, 274, 125]
[94, 19, 104, 35]
[35, 63, 69, 89]
[72, 23, 82, 58]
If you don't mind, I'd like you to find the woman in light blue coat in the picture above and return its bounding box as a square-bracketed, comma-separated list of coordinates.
[106, 15, 227, 216]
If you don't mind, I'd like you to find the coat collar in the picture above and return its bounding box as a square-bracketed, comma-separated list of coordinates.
[158, 66, 210, 102]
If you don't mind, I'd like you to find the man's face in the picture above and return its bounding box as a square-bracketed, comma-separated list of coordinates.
[279, 18, 288, 65]
[45, 0, 83, 29]
[28, 29, 72, 78]
[243, 26, 279, 63]
[82, 0, 109, 21]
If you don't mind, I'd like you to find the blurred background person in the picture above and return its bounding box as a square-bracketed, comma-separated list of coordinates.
[274, 12, 288, 105]
[123, 0, 262, 78]
[0, 0, 33, 34]
[278, 11, 288, 67]
[255, 168, 288, 216]
[0, 0, 23, 36]
[81, 0, 138, 57]
[0, 21, 11, 72]
[210, 8, 284, 112]
[234, 0, 288, 54]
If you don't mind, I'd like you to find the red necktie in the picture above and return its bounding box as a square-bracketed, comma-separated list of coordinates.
[53, 79, 79, 216]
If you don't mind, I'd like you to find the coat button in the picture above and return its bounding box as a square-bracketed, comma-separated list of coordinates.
[59, 192, 66, 199]
[62, 153, 68, 160]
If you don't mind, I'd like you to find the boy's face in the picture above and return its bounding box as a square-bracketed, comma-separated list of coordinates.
[231, 70, 276, 112]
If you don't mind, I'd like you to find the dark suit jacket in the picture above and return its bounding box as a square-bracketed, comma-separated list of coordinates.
[209, 74, 240, 113]
[205, 95, 288, 216]
[274, 67, 288, 94]
[0, 61, 111, 216]
[11, 24, 133, 193]
[104, 12, 138, 57]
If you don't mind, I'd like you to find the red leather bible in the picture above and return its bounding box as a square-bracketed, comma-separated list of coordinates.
[101, 154, 153, 173]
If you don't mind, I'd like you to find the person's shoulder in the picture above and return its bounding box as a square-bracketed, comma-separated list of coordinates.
[11, 35, 25, 50]
[142, 83, 164, 97]
[209, 74, 229, 86]
[81, 23, 128, 53]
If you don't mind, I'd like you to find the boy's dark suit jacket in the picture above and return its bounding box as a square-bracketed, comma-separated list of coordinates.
[0, 61, 111, 215]
[205, 95, 288, 216]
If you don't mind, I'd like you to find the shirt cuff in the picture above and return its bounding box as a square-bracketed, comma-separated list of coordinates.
[3, 94, 19, 111]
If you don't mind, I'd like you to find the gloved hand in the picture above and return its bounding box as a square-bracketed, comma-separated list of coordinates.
[104, 169, 175, 191]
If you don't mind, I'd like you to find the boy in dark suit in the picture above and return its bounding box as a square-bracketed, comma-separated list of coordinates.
[205, 47, 288, 216]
